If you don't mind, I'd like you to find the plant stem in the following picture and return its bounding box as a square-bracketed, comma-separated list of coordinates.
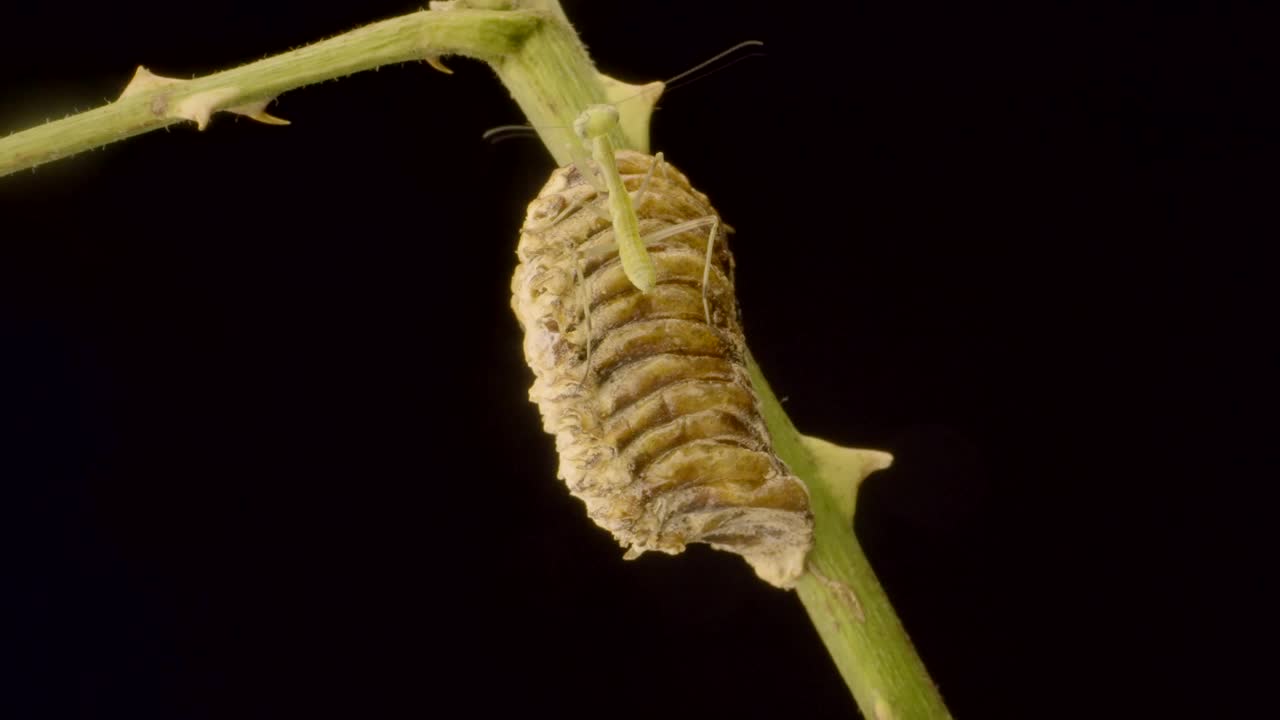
[487, 14, 618, 166]
[749, 358, 953, 720]
[0, 9, 540, 177]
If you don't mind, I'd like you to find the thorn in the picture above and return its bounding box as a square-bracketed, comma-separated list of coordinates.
[176, 88, 239, 131]
[118, 69, 211, 129]
[119, 66, 179, 100]
[249, 111, 291, 126]
[228, 99, 291, 126]
[117, 68, 289, 129]
[425, 56, 454, 75]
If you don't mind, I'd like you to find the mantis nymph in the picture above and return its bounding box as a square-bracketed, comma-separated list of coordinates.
[568, 103, 719, 306]
[514, 41, 761, 322]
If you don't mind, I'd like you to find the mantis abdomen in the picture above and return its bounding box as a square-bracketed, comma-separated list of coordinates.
[511, 150, 813, 588]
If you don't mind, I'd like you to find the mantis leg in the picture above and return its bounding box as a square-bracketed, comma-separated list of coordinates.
[626, 215, 722, 325]
[631, 151, 665, 211]
[566, 141, 614, 223]
[700, 216, 720, 326]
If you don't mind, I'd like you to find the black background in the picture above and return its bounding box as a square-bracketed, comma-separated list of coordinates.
[1, 2, 1271, 718]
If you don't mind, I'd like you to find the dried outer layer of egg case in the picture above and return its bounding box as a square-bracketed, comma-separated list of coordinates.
[511, 150, 812, 587]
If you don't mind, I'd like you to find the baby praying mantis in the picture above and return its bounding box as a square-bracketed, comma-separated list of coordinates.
[568, 104, 719, 310]
[571, 104, 664, 294]
[558, 41, 763, 319]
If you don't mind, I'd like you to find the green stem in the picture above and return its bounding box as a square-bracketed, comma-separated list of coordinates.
[487, 15, 618, 165]
[0, 9, 541, 177]
[749, 358, 953, 720]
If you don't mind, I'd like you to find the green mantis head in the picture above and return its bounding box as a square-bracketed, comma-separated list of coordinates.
[573, 104, 621, 142]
